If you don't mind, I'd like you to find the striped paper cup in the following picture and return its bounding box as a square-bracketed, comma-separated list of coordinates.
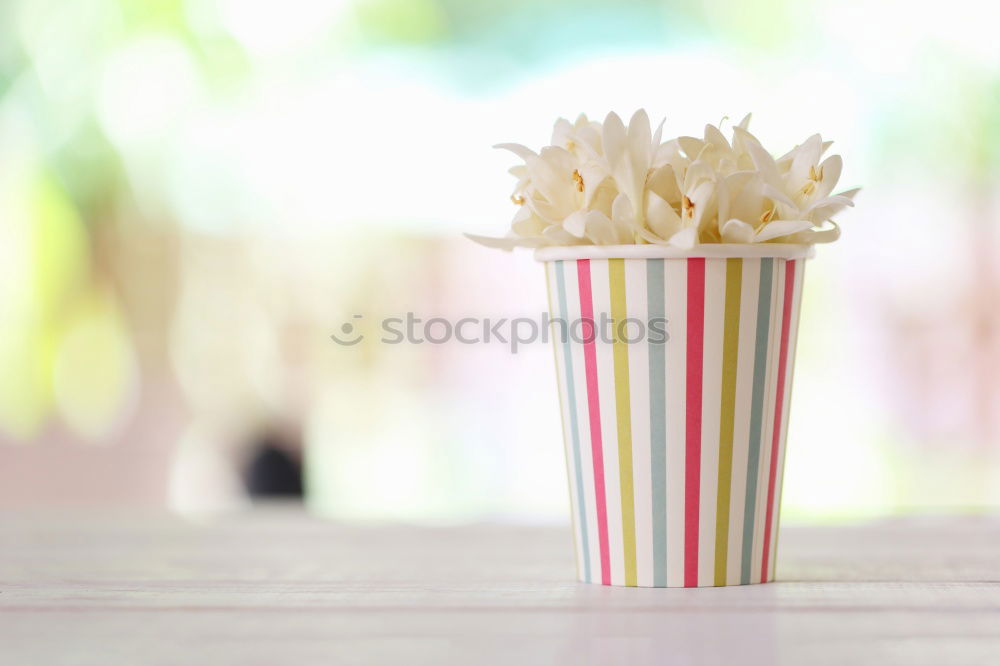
[537, 244, 811, 587]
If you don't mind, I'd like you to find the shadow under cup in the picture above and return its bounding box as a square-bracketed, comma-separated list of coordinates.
[538, 244, 810, 587]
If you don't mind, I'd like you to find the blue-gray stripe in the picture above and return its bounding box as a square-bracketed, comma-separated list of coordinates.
[741, 258, 773, 585]
[647, 259, 667, 586]
[555, 260, 590, 583]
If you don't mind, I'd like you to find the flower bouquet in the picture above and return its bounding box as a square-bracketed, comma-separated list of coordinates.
[470, 111, 858, 587]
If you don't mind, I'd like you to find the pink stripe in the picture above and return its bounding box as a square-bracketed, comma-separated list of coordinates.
[684, 258, 705, 587]
[577, 259, 610, 585]
[761, 260, 796, 582]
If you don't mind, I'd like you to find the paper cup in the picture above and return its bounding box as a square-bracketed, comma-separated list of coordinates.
[536, 244, 811, 587]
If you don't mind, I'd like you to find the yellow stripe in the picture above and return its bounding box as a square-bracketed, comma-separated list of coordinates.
[714, 258, 742, 586]
[609, 259, 636, 586]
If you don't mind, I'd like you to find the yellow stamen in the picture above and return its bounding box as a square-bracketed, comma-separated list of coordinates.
[572, 169, 584, 193]
[683, 195, 695, 218]
[801, 163, 824, 196]
[511, 194, 525, 205]
[759, 207, 775, 225]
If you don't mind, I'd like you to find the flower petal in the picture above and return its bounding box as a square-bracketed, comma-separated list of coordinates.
[686, 179, 717, 231]
[563, 210, 588, 237]
[494, 143, 537, 162]
[677, 136, 705, 160]
[653, 139, 683, 167]
[720, 218, 756, 243]
[731, 115, 754, 153]
[542, 225, 588, 246]
[645, 190, 681, 238]
[611, 192, 636, 230]
[637, 228, 667, 245]
[603, 111, 626, 168]
[522, 195, 553, 224]
[647, 164, 681, 204]
[803, 193, 856, 222]
[584, 210, 622, 245]
[704, 123, 731, 152]
[785, 220, 840, 244]
[815, 154, 843, 199]
[734, 127, 780, 185]
[465, 233, 533, 250]
[668, 226, 698, 249]
[551, 118, 574, 148]
[717, 171, 756, 224]
[525, 153, 574, 213]
[576, 125, 602, 157]
[789, 134, 823, 185]
[762, 183, 795, 210]
[729, 176, 766, 223]
[510, 202, 535, 224]
[651, 116, 665, 148]
[628, 109, 652, 171]
[583, 174, 612, 209]
[588, 179, 618, 217]
[754, 219, 815, 242]
[539, 145, 576, 172]
[683, 160, 715, 191]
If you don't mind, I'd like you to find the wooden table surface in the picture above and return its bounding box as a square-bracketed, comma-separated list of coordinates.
[2, 508, 999, 665]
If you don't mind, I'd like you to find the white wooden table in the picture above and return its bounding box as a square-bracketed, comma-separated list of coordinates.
[2, 508, 999, 665]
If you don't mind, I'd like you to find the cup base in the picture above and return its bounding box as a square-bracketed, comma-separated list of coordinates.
[576, 578, 773, 588]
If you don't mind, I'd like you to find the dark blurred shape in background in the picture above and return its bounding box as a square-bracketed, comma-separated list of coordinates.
[244, 432, 303, 499]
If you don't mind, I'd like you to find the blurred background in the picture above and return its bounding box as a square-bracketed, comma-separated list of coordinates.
[1, 0, 999, 523]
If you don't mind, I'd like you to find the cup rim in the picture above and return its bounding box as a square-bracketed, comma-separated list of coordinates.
[534, 243, 816, 262]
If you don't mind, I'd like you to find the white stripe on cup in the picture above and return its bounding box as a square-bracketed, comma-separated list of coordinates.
[563, 261, 600, 583]
[663, 259, 688, 588]
[698, 258, 726, 586]
[548, 263, 585, 580]
[624, 259, 653, 586]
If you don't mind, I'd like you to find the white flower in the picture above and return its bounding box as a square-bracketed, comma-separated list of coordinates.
[734, 127, 858, 243]
[468, 111, 859, 250]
